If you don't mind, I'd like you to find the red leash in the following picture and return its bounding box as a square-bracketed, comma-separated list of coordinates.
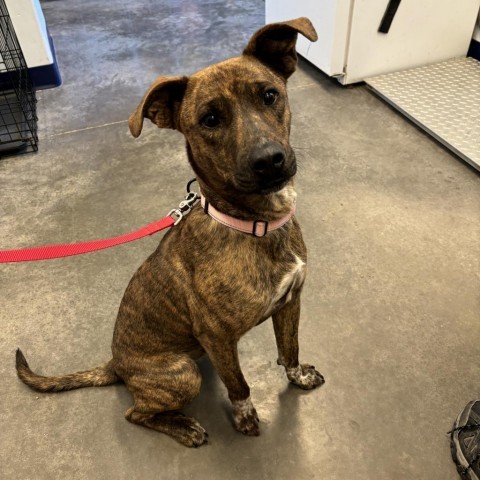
[0, 187, 200, 264]
[0, 216, 175, 263]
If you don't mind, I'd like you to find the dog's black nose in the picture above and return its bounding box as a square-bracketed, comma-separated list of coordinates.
[250, 142, 286, 177]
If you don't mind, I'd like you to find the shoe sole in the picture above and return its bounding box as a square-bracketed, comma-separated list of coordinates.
[450, 401, 480, 480]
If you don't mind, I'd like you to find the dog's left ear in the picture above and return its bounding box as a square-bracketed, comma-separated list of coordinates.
[243, 17, 317, 79]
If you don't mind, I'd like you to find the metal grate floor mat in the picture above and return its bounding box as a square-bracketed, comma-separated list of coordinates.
[367, 57, 480, 171]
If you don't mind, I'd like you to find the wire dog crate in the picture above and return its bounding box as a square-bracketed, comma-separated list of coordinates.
[0, 0, 38, 157]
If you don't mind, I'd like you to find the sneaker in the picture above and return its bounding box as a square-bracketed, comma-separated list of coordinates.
[450, 401, 480, 480]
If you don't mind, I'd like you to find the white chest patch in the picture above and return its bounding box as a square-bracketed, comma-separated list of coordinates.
[264, 255, 306, 317]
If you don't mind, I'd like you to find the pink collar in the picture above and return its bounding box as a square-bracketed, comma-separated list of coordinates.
[200, 194, 295, 237]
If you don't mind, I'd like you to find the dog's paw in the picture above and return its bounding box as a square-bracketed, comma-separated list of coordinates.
[176, 416, 209, 448]
[286, 364, 325, 390]
[232, 397, 260, 436]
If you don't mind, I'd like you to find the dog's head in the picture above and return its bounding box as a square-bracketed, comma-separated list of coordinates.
[129, 18, 317, 206]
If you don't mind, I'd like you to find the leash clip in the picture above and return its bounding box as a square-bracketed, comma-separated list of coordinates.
[167, 208, 184, 225]
[168, 185, 200, 226]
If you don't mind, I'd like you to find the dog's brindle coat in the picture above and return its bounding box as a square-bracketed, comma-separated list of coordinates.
[16, 18, 324, 447]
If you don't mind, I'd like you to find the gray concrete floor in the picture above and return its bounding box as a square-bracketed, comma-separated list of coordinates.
[1, 1, 479, 479]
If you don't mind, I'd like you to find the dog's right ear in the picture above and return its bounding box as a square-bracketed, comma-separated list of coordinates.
[128, 76, 188, 138]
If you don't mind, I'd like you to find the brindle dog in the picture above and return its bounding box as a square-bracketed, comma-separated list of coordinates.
[16, 17, 324, 447]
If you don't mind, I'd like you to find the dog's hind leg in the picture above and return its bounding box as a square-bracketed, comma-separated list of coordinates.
[121, 353, 207, 447]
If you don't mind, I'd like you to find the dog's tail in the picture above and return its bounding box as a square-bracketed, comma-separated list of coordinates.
[15, 349, 120, 393]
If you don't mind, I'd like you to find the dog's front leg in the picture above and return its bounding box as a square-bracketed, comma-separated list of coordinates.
[198, 334, 259, 436]
[272, 292, 325, 389]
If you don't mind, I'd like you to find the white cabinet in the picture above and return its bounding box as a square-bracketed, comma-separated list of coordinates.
[266, 0, 480, 84]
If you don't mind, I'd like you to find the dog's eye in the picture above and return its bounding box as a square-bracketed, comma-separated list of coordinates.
[200, 113, 220, 128]
[263, 89, 278, 106]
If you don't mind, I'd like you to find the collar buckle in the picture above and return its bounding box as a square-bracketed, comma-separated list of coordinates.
[252, 220, 269, 237]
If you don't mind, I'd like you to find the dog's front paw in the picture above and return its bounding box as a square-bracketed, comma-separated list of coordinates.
[232, 397, 260, 436]
[286, 364, 325, 390]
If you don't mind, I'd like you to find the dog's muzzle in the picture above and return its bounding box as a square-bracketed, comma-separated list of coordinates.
[247, 141, 296, 193]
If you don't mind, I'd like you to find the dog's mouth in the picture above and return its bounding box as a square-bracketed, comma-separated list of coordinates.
[235, 171, 295, 195]
[256, 160, 297, 194]
[257, 176, 290, 194]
